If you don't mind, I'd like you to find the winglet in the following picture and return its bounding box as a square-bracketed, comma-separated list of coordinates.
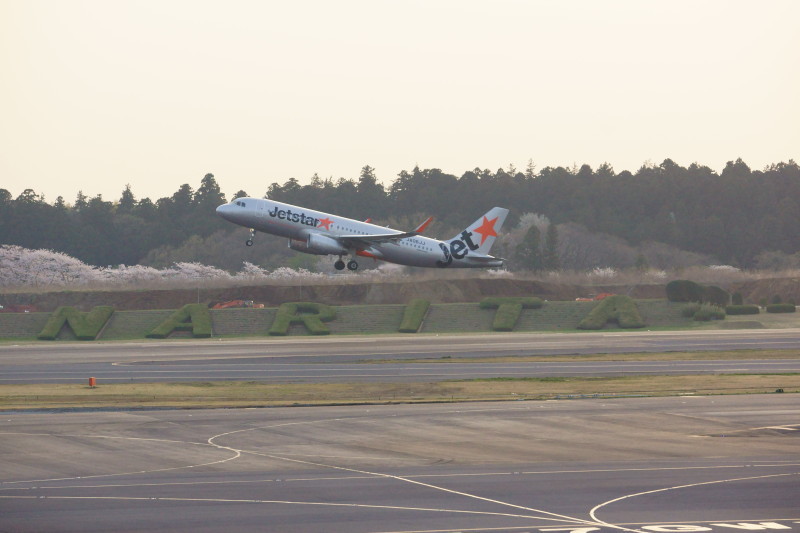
[413, 216, 434, 234]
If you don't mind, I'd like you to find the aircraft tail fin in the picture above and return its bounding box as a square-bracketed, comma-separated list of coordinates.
[453, 207, 509, 255]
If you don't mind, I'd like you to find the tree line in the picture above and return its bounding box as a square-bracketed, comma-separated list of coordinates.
[1, 159, 799, 271]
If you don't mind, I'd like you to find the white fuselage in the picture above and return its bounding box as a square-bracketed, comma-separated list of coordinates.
[216, 197, 505, 269]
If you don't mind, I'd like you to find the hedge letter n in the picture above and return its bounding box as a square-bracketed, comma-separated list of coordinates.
[37, 306, 115, 341]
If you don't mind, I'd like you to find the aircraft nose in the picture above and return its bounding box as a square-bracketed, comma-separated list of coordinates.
[216, 203, 231, 219]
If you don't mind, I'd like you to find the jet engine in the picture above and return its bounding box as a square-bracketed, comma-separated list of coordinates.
[288, 232, 348, 255]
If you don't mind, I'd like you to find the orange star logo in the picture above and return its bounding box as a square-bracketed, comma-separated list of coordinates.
[473, 216, 498, 245]
[318, 217, 333, 230]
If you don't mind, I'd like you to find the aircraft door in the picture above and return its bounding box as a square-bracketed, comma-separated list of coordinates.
[256, 200, 266, 218]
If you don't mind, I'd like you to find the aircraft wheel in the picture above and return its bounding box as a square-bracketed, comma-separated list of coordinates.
[347, 260, 358, 271]
[246, 239, 254, 247]
[334, 260, 345, 270]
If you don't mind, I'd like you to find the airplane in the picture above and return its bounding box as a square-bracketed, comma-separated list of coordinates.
[216, 197, 509, 271]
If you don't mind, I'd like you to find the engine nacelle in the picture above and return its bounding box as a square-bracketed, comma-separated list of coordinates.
[288, 233, 348, 256]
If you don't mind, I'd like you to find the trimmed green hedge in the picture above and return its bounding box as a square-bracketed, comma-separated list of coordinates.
[666, 280, 730, 306]
[146, 304, 212, 338]
[269, 302, 336, 335]
[703, 285, 730, 306]
[37, 306, 115, 340]
[666, 280, 704, 303]
[480, 297, 544, 331]
[725, 305, 760, 315]
[681, 304, 701, 318]
[766, 303, 797, 313]
[577, 295, 645, 330]
[398, 299, 430, 333]
[693, 305, 726, 321]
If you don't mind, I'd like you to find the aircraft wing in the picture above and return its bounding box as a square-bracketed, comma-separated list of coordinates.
[464, 255, 504, 263]
[337, 231, 419, 247]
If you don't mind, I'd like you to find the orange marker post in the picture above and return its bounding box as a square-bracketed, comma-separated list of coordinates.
[89, 377, 96, 388]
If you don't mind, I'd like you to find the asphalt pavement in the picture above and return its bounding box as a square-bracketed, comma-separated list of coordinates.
[2, 395, 798, 532]
[2, 328, 799, 383]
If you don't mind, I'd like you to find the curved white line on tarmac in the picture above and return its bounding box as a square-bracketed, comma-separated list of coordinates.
[0, 431, 240, 485]
[206, 414, 613, 530]
[588, 471, 800, 533]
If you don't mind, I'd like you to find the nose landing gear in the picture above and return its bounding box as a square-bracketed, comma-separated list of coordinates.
[246, 229, 255, 246]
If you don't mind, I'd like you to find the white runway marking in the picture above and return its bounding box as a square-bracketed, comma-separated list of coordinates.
[205, 416, 639, 531]
[0, 431, 240, 485]
[589, 472, 800, 533]
[3, 401, 798, 531]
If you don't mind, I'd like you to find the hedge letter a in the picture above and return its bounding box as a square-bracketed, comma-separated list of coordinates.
[147, 304, 212, 338]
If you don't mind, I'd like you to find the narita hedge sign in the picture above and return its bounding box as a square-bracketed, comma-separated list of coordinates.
[35, 297, 648, 340]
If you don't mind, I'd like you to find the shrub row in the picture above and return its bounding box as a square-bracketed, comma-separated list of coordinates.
[682, 303, 726, 321]
[398, 299, 430, 333]
[577, 295, 645, 330]
[693, 305, 726, 321]
[37, 306, 115, 340]
[725, 305, 760, 315]
[766, 303, 797, 313]
[666, 280, 730, 306]
[680, 304, 700, 318]
[268, 302, 336, 335]
[147, 304, 212, 338]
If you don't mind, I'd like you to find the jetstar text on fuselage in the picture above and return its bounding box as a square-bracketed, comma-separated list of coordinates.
[436, 230, 481, 267]
[268, 206, 320, 227]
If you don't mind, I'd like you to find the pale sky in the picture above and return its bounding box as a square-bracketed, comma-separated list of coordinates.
[1, 0, 798, 203]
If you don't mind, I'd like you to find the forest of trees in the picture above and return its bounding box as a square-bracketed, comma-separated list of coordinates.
[1, 159, 799, 273]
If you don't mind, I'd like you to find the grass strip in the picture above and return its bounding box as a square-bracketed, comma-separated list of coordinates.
[1, 374, 797, 410]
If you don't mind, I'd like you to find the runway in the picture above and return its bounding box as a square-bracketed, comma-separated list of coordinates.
[2, 395, 798, 532]
[2, 328, 800, 384]
[3, 358, 800, 384]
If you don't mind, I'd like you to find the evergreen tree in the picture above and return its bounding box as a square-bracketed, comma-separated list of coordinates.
[544, 223, 560, 271]
[74, 191, 88, 211]
[514, 224, 543, 272]
[192, 173, 227, 235]
[355, 165, 385, 219]
[118, 184, 136, 213]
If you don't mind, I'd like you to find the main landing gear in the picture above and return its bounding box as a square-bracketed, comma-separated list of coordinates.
[334, 257, 359, 271]
[245, 229, 255, 247]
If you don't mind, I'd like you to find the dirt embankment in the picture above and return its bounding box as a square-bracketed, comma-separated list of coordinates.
[4, 276, 794, 312]
[0, 278, 668, 312]
[728, 278, 800, 305]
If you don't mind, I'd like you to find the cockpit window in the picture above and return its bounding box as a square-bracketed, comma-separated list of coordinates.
[235, 201, 247, 207]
